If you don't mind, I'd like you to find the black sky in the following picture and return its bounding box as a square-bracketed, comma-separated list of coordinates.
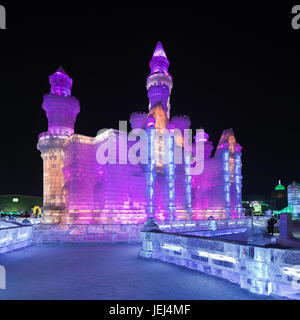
[0, 2, 299, 200]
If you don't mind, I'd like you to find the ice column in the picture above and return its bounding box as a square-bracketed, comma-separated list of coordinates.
[144, 126, 157, 217]
[165, 134, 176, 220]
[185, 150, 192, 219]
[223, 150, 231, 218]
[234, 151, 243, 218]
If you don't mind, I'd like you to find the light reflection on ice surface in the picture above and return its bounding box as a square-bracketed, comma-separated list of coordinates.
[0, 243, 284, 300]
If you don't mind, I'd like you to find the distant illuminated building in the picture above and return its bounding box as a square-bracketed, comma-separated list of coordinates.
[270, 180, 300, 219]
[37, 42, 243, 224]
[0, 195, 43, 215]
[270, 180, 287, 212]
[288, 181, 300, 219]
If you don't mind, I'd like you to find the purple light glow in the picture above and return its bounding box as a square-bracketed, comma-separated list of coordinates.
[49, 66, 73, 97]
[37, 43, 243, 224]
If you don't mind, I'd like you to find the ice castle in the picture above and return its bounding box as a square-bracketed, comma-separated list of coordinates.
[37, 42, 243, 224]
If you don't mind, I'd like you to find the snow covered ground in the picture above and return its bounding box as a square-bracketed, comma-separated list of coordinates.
[0, 243, 285, 300]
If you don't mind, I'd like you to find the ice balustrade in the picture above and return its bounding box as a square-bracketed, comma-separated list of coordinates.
[140, 228, 300, 298]
[0, 219, 33, 254]
[158, 218, 251, 232]
[31, 217, 251, 244]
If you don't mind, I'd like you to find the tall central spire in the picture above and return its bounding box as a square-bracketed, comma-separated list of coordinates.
[153, 41, 167, 58]
[149, 41, 170, 74]
[49, 66, 73, 97]
[147, 41, 173, 119]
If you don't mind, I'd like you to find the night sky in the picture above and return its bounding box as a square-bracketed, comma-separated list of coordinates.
[0, 2, 299, 200]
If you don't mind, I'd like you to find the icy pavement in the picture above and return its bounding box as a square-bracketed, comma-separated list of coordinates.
[0, 244, 286, 300]
[0, 243, 286, 300]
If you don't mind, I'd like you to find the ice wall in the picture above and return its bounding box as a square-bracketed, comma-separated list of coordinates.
[140, 229, 300, 299]
[0, 220, 33, 254]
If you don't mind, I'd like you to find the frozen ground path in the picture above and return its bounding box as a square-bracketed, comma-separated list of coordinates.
[0, 243, 284, 300]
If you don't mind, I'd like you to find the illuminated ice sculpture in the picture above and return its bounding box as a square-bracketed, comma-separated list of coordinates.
[37, 42, 243, 224]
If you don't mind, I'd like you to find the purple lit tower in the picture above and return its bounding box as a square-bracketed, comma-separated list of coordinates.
[37, 67, 80, 223]
[147, 41, 173, 119]
[37, 42, 243, 225]
[44, 66, 79, 136]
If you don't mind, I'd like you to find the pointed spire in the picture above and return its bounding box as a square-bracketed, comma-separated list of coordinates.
[214, 128, 242, 155]
[149, 41, 170, 75]
[275, 180, 285, 191]
[216, 128, 236, 149]
[55, 65, 68, 75]
[152, 41, 167, 59]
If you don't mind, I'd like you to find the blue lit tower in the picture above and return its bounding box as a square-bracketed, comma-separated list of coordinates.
[146, 42, 173, 119]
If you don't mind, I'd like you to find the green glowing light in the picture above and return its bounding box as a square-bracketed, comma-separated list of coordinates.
[275, 180, 285, 191]
[273, 205, 293, 216]
[253, 203, 262, 213]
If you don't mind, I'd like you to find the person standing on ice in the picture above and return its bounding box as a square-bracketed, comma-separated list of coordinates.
[267, 216, 277, 236]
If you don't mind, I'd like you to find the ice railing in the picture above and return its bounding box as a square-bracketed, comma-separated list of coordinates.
[157, 218, 252, 233]
[140, 229, 300, 299]
[15, 218, 42, 225]
[0, 220, 16, 229]
[0, 220, 33, 249]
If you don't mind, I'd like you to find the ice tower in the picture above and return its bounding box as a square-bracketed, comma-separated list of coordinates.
[37, 67, 80, 223]
[147, 42, 173, 119]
